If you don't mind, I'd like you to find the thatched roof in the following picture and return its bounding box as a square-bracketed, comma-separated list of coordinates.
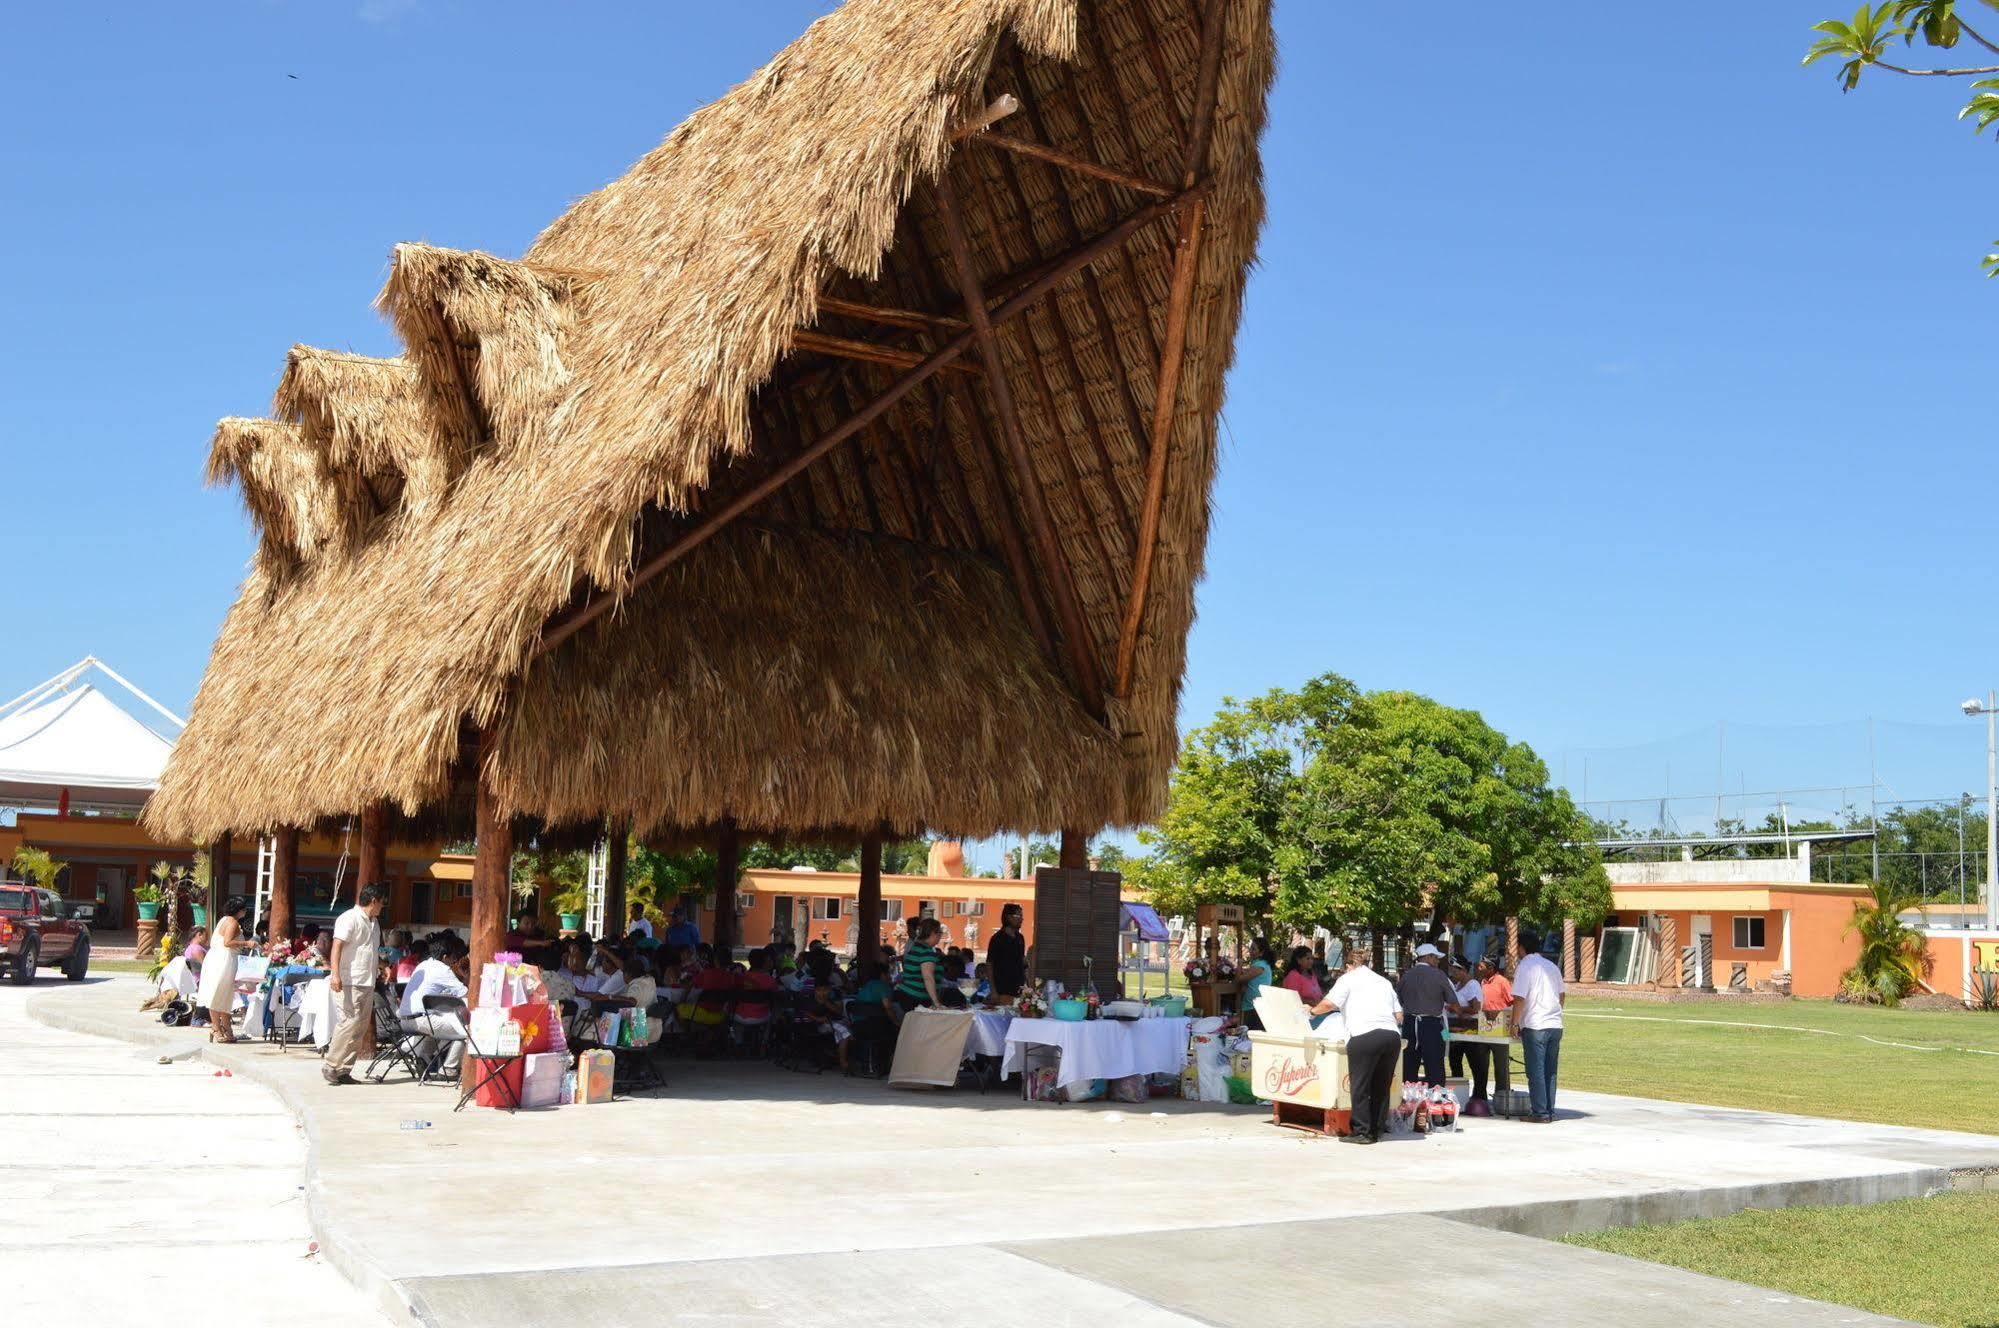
[150, 0, 1274, 844]
[271, 346, 453, 520]
[203, 417, 353, 577]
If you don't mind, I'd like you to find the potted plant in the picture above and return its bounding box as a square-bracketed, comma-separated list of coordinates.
[190, 851, 211, 928]
[134, 882, 161, 921]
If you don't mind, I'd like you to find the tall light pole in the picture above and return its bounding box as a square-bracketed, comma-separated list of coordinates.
[1960, 692, 1999, 931]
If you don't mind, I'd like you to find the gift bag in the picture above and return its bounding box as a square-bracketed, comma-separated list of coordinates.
[468, 1006, 511, 1055]
[622, 1008, 649, 1047]
[1108, 1074, 1148, 1104]
[596, 1010, 623, 1046]
[510, 1003, 554, 1055]
[477, 963, 505, 1009]
[576, 1049, 615, 1105]
[521, 1051, 568, 1108]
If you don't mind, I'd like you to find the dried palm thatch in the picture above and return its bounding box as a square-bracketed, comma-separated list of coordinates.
[150, 0, 1274, 845]
[202, 418, 353, 577]
[271, 346, 454, 519]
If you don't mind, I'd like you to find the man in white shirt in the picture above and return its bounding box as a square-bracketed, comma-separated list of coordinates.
[398, 938, 470, 1076]
[626, 902, 654, 941]
[322, 883, 387, 1086]
[1308, 949, 1404, 1144]
[1509, 930, 1567, 1123]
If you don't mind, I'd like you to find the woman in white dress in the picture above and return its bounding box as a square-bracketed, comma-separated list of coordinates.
[196, 897, 256, 1043]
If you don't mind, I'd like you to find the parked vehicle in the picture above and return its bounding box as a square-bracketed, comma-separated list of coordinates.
[0, 884, 91, 984]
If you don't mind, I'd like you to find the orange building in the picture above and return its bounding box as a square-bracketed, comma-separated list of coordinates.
[0, 810, 469, 934]
[1591, 857, 1871, 997]
[692, 868, 1041, 957]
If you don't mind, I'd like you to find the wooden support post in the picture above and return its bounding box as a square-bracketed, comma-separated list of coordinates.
[356, 801, 387, 898]
[1112, 0, 1231, 700]
[268, 826, 297, 944]
[1059, 829, 1089, 870]
[857, 830, 883, 966]
[1505, 917, 1520, 968]
[713, 817, 740, 958]
[208, 832, 231, 922]
[469, 738, 512, 1008]
[933, 170, 1106, 716]
[1562, 918, 1579, 981]
[604, 821, 630, 939]
[1654, 914, 1680, 989]
[791, 329, 981, 376]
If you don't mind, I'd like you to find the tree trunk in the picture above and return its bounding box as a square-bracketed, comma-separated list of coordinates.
[857, 830, 884, 966]
[268, 826, 298, 943]
[469, 755, 512, 1007]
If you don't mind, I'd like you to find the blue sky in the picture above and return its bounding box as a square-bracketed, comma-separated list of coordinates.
[3, 2, 1996, 844]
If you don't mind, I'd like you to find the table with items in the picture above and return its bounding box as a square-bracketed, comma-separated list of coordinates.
[1001, 1013, 1193, 1097]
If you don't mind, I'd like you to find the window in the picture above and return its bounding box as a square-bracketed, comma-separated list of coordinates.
[1732, 916, 1766, 950]
[880, 899, 905, 921]
[814, 897, 841, 920]
[963, 901, 987, 917]
[456, 882, 474, 900]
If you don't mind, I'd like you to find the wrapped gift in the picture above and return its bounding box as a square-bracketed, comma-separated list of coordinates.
[469, 1057, 524, 1109]
[575, 1049, 615, 1105]
[595, 1010, 623, 1047]
[510, 1002, 554, 1054]
[477, 963, 505, 1009]
[468, 1006, 513, 1055]
[521, 1050, 568, 1108]
[622, 1007, 649, 1047]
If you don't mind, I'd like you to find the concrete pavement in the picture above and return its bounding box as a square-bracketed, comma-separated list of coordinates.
[30, 976, 1999, 1326]
[0, 978, 387, 1326]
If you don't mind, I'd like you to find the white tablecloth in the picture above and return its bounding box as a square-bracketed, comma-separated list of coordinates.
[966, 1009, 1014, 1057]
[295, 978, 337, 1050]
[1001, 1016, 1191, 1091]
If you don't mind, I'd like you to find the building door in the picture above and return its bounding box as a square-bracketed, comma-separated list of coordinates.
[408, 881, 434, 926]
[771, 895, 793, 946]
[1690, 914, 1714, 989]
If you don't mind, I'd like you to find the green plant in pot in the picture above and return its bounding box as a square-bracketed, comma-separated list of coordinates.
[190, 850, 211, 927]
[134, 882, 161, 920]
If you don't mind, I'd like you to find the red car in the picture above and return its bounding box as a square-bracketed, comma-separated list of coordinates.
[0, 884, 91, 984]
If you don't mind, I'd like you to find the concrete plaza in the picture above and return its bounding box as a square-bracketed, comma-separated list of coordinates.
[22, 976, 1999, 1326]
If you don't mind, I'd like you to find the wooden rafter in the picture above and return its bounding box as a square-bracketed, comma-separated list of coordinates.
[817, 295, 968, 334]
[965, 129, 1175, 199]
[791, 328, 981, 377]
[1114, 0, 1230, 700]
[933, 168, 1106, 717]
[533, 185, 1203, 658]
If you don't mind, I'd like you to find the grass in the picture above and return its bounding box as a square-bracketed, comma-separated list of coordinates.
[83, 958, 153, 975]
[1558, 995, 1999, 1134]
[1563, 1190, 1999, 1328]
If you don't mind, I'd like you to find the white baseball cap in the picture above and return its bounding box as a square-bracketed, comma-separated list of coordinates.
[1414, 943, 1443, 959]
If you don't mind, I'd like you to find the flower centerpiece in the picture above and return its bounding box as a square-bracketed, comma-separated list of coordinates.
[1014, 987, 1047, 1019]
[1083, 990, 1102, 1019]
[1214, 957, 1238, 982]
[1183, 959, 1209, 983]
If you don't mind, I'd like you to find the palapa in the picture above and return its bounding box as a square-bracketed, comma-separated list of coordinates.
[149, 0, 1275, 850]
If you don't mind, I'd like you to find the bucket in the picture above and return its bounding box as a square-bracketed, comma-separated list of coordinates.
[1051, 998, 1089, 1022]
[1147, 995, 1188, 1017]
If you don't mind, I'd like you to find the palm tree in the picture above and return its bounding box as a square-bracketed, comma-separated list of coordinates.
[1841, 878, 1929, 1005]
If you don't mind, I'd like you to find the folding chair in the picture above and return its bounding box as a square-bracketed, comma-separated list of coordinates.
[364, 989, 427, 1084]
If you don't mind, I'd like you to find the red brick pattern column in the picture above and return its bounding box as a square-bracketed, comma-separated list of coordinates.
[1654, 914, 1679, 988]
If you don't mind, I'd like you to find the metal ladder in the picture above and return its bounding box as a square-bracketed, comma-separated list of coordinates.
[585, 839, 608, 936]
[252, 835, 276, 932]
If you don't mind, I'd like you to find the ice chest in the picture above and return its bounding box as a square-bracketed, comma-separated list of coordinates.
[1247, 991, 1354, 1111]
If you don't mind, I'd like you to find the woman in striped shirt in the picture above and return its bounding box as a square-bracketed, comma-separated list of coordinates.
[894, 916, 946, 1012]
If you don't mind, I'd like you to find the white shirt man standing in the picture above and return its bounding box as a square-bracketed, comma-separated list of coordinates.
[1308, 951, 1404, 1144]
[1509, 930, 1567, 1123]
[322, 883, 387, 1086]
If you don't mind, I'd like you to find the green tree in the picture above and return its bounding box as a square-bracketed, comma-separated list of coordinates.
[1131, 675, 1610, 934]
[1840, 878, 1931, 1003]
[11, 846, 67, 893]
[1804, 1, 1999, 273]
[1000, 840, 1059, 880]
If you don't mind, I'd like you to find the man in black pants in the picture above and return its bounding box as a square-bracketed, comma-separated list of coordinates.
[1396, 943, 1458, 1085]
[1309, 949, 1405, 1144]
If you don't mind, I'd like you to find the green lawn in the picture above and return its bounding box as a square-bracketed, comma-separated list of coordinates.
[84, 958, 152, 975]
[1564, 1191, 1999, 1328]
[1560, 996, 1999, 1134]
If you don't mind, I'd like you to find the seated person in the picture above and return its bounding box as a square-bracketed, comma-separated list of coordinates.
[398, 939, 470, 1075]
[681, 948, 739, 1031]
[797, 981, 848, 1070]
[844, 960, 898, 1072]
[972, 962, 992, 1003]
[936, 954, 971, 1009]
[734, 948, 779, 1026]
[591, 954, 662, 1047]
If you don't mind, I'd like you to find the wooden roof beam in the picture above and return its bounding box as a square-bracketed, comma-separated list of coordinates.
[933, 168, 1106, 718]
[965, 130, 1175, 199]
[533, 184, 1203, 658]
[1114, 0, 1230, 701]
[791, 328, 981, 377]
[816, 295, 969, 333]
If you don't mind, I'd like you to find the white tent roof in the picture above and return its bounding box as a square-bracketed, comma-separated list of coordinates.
[0, 660, 183, 810]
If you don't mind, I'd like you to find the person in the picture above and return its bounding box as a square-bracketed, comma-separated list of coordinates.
[398, 938, 470, 1076]
[1511, 931, 1566, 1123]
[183, 925, 210, 970]
[504, 911, 535, 952]
[986, 903, 1028, 1003]
[391, 930, 421, 984]
[845, 959, 898, 1074]
[664, 906, 700, 952]
[734, 948, 779, 1043]
[1240, 937, 1277, 1029]
[1478, 953, 1513, 1023]
[895, 916, 946, 1011]
[1308, 948, 1403, 1144]
[322, 883, 387, 1086]
[1446, 957, 1493, 1115]
[1279, 945, 1323, 1006]
[1395, 942, 1462, 1086]
[971, 962, 991, 1002]
[626, 901, 654, 941]
[196, 897, 257, 1043]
